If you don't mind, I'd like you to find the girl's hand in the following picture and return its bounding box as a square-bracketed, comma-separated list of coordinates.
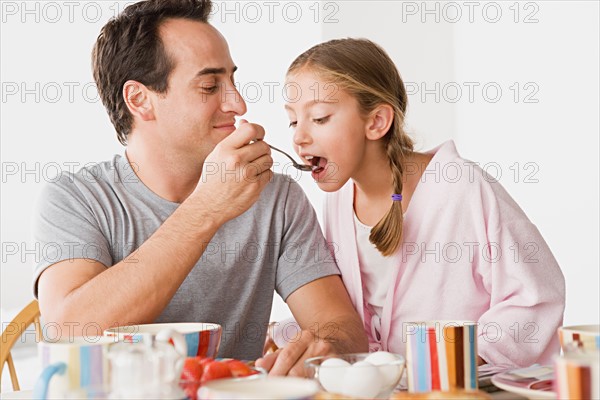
[255, 329, 334, 377]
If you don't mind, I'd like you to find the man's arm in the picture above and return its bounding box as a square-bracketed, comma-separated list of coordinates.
[38, 123, 273, 337]
[255, 275, 368, 376]
[38, 199, 222, 335]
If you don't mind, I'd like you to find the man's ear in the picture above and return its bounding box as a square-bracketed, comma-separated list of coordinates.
[365, 104, 394, 141]
[123, 80, 155, 122]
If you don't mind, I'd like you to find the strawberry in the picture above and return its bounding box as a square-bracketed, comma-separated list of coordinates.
[200, 360, 233, 384]
[223, 359, 253, 377]
[180, 381, 200, 400]
[181, 357, 203, 382]
[197, 356, 214, 371]
[180, 358, 204, 400]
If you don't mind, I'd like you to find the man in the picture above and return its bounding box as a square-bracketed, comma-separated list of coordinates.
[33, 0, 367, 376]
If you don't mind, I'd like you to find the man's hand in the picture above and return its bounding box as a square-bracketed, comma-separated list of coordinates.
[191, 120, 273, 224]
[255, 329, 336, 377]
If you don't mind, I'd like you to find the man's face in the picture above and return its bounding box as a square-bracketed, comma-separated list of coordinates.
[150, 19, 247, 159]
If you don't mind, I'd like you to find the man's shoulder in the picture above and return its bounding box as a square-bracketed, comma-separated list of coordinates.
[39, 155, 124, 200]
[262, 172, 308, 202]
[260, 172, 293, 194]
[269, 171, 295, 186]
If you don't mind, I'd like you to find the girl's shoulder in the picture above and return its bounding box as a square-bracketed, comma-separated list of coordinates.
[421, 140, 528, 221]
[419, 140, 503, 189]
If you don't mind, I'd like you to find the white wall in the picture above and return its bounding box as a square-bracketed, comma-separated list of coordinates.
[321, 0, 457, 150]
[321, 0, 599, 326]
[1, 2, 124, 321]
[1, 1, 598, 329]
[1, 0, 321, 322]
[452, 1, 599, 326]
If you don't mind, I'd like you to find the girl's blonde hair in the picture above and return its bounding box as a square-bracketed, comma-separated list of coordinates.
[288, 38, 414, 256]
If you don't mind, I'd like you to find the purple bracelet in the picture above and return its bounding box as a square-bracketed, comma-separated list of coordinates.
[392, 194, 403, 201]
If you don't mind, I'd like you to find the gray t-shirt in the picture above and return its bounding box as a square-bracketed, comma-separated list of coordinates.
[32, 154, 339, 360]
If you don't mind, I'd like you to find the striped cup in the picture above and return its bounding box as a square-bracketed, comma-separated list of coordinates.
[558, 325, 600, 354]
[33, 336, 113, 399]
[404, 321, 478, 393]
[555, 352, 600, 399]
[104, 322, 222, 358]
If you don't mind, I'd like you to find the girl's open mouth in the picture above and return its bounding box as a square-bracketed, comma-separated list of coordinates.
[306, 156, 327, 174]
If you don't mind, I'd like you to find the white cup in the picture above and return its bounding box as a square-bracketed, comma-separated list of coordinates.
[33, 336, 113, 399]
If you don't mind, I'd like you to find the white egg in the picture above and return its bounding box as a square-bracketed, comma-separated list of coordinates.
[364, 351, 403, 388]
[341, 360, 383, 399]
[318, 357, 351, 394]
[364, 351, 398, 365]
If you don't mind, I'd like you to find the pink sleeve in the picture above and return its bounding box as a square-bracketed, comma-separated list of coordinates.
[477, 219, 565, 367]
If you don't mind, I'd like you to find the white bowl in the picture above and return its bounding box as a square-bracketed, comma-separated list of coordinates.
[197, 376, 319, 399]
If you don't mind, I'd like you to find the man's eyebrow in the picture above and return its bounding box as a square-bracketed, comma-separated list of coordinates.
[194, 66, 238, 78]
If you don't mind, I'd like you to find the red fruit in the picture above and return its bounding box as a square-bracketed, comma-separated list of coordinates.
[180, 381, 200, 400]
[197, 357, 214, 371]
[224, 359, 253, 377]
[200, 360, 233, 384]
[181, 357, 203, 382]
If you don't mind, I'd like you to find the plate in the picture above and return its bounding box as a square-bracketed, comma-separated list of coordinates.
[491, 365, 556, 400]
[0, 390, 34, 399]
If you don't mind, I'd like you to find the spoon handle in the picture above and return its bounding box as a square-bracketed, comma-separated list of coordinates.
[267, 144, 296, 164]
[267, 144, 314, 172]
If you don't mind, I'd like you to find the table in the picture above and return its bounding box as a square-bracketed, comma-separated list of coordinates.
[0, 389, 534, 399]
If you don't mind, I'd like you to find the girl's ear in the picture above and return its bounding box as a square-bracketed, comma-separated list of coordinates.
[123, 80, 155, 122]
[365, 104, 394, 141]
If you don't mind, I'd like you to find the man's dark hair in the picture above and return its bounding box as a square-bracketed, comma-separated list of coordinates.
[92, 0, 213, 145]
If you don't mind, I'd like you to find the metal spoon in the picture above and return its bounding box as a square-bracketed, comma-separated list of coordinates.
[267, 144, 314, 172]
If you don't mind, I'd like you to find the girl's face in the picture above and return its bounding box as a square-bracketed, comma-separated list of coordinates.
[284, 71, 369, 192]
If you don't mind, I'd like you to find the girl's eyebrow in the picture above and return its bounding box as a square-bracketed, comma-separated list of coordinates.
[284, 99, 336, 111]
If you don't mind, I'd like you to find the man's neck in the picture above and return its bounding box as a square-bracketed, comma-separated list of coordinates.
[125, 139, 202, 204]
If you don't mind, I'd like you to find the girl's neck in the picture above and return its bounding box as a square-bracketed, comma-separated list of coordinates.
[353, 149, 435, 226]
[352, 143, 395, 201]
[352, 144, 397, 226]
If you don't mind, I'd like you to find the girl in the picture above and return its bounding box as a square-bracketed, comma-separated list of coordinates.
[274, 38, 565, 368]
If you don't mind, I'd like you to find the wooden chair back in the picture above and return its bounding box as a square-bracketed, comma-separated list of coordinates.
[0, 300, 42, 392]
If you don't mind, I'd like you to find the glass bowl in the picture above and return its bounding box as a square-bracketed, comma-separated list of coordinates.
[305, 352, 405, 399]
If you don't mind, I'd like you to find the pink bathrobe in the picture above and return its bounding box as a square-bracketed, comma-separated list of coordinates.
[324, 141, 565, 368]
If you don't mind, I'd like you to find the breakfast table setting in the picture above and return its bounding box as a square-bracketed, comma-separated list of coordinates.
[1, 321, 598, 399]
